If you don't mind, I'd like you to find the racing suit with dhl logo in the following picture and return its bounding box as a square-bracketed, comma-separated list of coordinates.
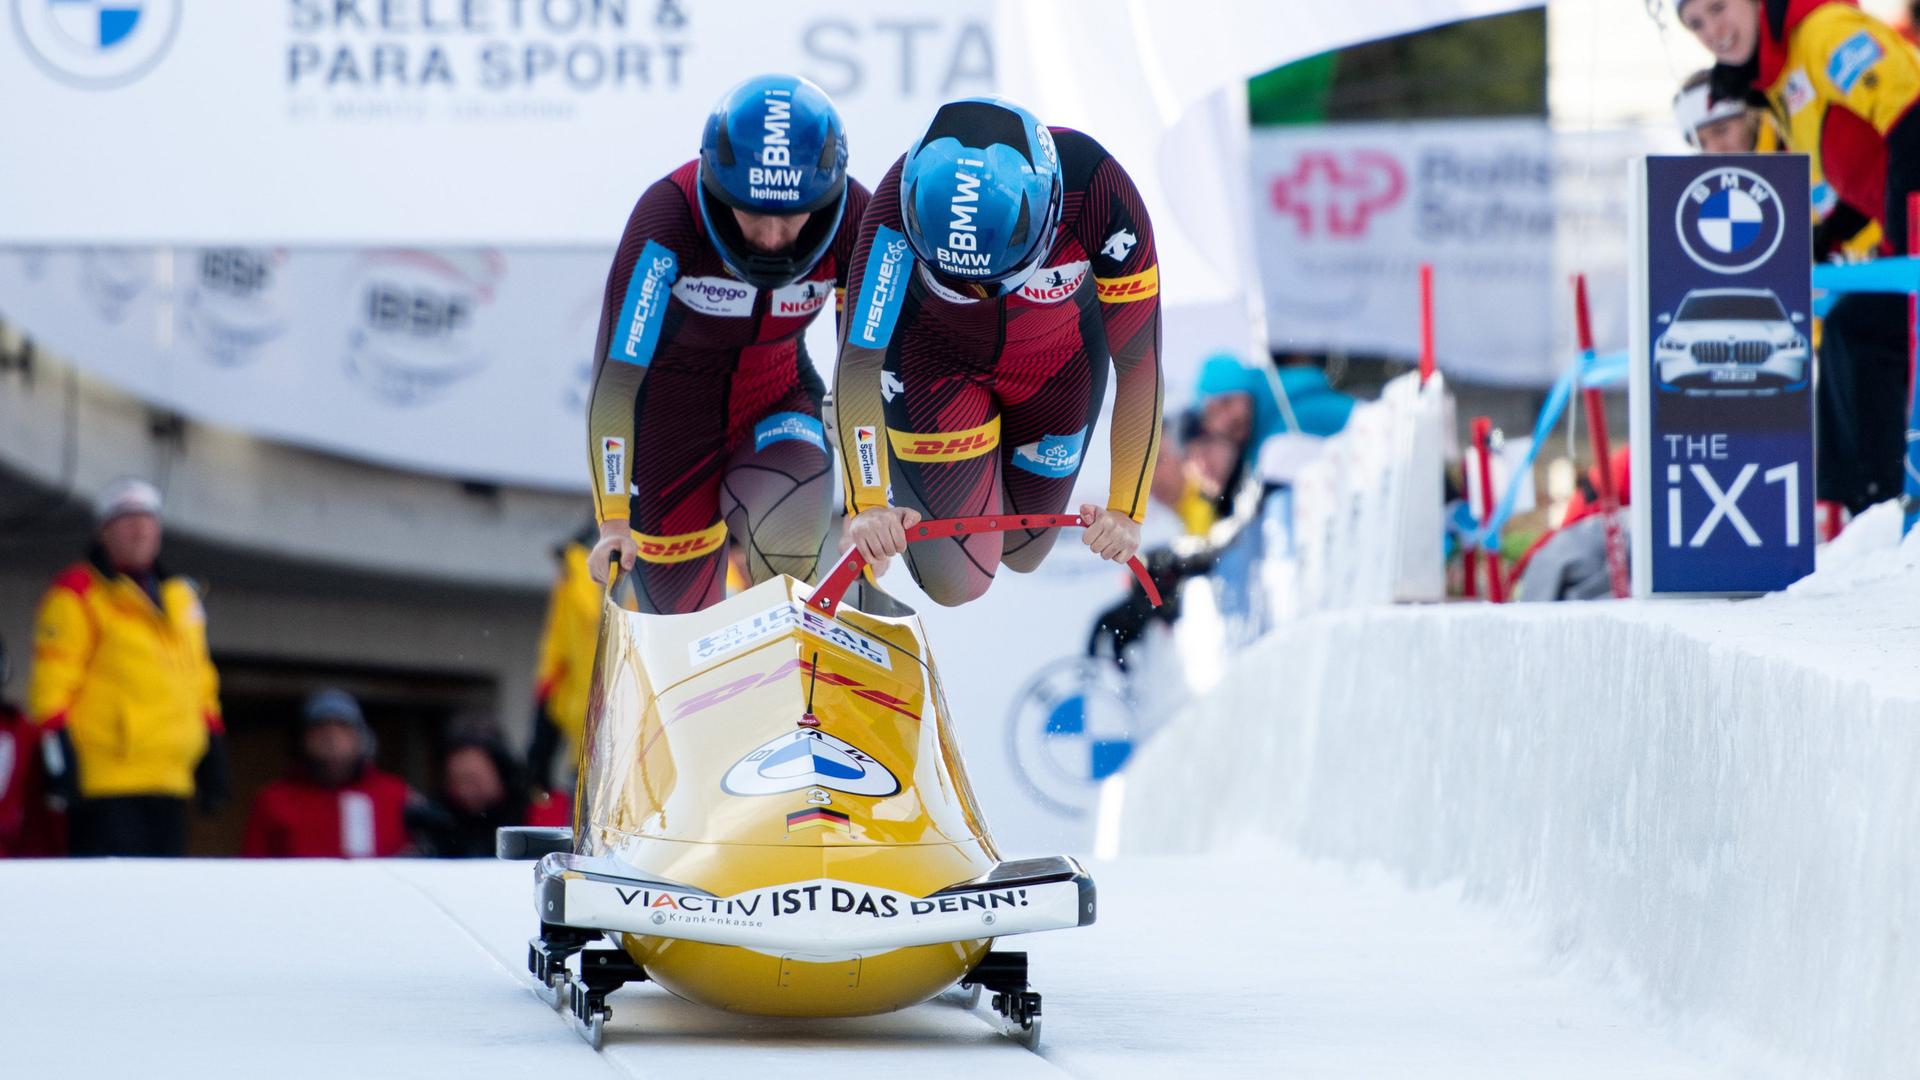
[833, 128, 1163, 605]
[585, 160, 872, 613]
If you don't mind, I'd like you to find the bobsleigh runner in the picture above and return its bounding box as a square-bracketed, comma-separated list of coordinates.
[498, 514, 1160, 1050]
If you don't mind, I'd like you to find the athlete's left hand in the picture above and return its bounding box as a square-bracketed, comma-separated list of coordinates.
[1079, 505, 1142, 563]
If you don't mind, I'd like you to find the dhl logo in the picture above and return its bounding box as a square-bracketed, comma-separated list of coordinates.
[887, 418, 1000, 463]
[635, 521, 728, 564]
[1094, 266, 1159, 304]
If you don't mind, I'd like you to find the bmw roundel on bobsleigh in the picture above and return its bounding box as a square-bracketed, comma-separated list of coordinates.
[498, 514, 1160, 1050]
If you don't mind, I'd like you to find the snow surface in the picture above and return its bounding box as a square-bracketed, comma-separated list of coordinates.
[1117, 509, 1920, 1079]
[0, 856, 1730, 1078]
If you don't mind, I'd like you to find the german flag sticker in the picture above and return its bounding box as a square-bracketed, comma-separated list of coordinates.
[786, 807, 852, 834]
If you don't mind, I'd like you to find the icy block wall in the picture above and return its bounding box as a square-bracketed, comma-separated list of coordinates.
[1118, 539, 1920, 1077]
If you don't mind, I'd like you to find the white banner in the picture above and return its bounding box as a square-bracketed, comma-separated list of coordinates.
[0, 246, 606, 489]
[1252, 120, 1659, 387]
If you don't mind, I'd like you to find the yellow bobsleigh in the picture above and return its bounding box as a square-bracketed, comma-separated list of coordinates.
[499, 514, 1159, 1049]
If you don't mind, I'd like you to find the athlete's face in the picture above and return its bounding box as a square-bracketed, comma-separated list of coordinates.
[1680, 0, 1761, 65]
[732, 208, 810, 254]
[1697, 112, 1759, 153]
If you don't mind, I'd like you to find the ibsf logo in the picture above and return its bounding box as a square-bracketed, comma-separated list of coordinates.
[345, 251, 498, 407]
[1269, 149, 1407, 239]
[181, 248, 290, 368]
[1674, 166, 1786, 275]
[12, 0, 181, 88]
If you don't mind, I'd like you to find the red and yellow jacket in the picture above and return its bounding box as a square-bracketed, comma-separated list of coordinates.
[1734, 0, 1920, 250]
[27, 559, 222, 799]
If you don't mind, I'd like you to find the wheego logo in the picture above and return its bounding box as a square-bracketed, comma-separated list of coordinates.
[940, 159, 992, 275]
[600, 437, 626, 495]
[671, 275, 756, 317]
[889, 419, 1000, 462]
[748, 86, 804, 200]
[1675, 167, 1785, 275]
[1269, 150, 1407, 239]
[12, 0, 181, 88]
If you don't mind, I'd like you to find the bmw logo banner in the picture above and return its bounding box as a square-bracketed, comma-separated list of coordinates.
[1628, 155, 1815, 596]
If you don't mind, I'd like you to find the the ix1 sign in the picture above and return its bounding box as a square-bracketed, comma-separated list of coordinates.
[1629, 155, 1815, 596]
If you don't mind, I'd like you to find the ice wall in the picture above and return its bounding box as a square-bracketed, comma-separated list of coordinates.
[1117, 504, 1920, 1077]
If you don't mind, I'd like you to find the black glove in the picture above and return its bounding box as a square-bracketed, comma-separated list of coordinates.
[39, 727, 80, 809]
[193, 732, 232, 814]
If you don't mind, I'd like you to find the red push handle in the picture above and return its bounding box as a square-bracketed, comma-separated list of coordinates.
[808, 513, 1162, 618]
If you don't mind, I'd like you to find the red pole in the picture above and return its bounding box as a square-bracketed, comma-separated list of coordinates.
[1419, 263, 1435, 387]
[1575, 274, 1630, 598]
[1471, 415, 1506, 602]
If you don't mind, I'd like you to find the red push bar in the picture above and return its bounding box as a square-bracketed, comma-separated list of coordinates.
[1419, 263, 1436, 387]
[809, 514, 1162, 619]
[1574, 274, 1629, 598]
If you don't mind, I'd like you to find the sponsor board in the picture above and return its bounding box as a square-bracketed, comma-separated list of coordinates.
[557, 872, 1082, 952]
[1631, 154, 1814, 595]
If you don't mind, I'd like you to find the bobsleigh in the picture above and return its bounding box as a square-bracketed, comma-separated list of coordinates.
[499, 514, 1159, 1050]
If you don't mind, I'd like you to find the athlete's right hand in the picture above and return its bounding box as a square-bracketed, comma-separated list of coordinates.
[589, 519, 639, 585]
[847, 506, 922, 577]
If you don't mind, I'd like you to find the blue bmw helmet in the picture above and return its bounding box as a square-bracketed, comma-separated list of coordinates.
[900, 97, 1064, 299]
[698, 74, 849, 289]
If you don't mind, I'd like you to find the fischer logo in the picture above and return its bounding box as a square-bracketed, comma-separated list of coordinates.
[624, 254, 675, 357]
[673, 275, 756, 317]
[1018, 260, 1088, 304]
[1269, 150, 1407, 239]
[600, 436, 627, 495]
[860, 239, 909, 342]
[939, 158, 992, 275]
[772, 279, 829, 318]
[855, 426, 882, 487]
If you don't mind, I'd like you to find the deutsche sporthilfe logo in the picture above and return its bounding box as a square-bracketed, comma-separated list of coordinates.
[1674, 166, 1786, 275]
[12, 0, 181, 88]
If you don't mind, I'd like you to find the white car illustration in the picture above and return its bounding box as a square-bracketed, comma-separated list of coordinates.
[1655, 288, 1808, 395]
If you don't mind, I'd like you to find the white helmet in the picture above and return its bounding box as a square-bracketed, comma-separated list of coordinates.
[1673, 80, 1749, 149]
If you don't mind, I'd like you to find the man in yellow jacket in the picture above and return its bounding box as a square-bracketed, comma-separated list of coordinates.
[29, 479, 228, 856]
[525, 523, 600, 795]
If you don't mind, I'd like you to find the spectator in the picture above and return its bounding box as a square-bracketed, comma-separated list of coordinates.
[526, 520, 599, 793]
[241, 688, 411, 858]
[1673, 67, 1770, 153]
[411, 725, 568, 858]
[27, 479, 228, 857]
[1, 633, 59, 856]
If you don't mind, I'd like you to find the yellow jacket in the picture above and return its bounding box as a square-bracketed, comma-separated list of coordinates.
[28, 561, 221, 798]
[1760, 1, 1920, 245]
[533, 544, 602, 757]
[1756, 112, 1885, 257]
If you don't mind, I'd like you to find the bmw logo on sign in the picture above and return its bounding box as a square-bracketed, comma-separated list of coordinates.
[12, 0, 181, 88]
[1674, 166, 1786, 275]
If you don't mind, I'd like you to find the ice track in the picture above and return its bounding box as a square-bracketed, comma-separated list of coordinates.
[0, 855, 1730, 1079]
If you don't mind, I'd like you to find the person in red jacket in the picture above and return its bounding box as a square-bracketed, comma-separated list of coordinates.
[0, 633, 60, 857]
[241, 688, 413, 858]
